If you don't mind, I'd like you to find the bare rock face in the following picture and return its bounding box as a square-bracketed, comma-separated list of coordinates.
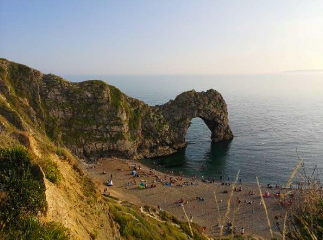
[157, 90, 233, 147]
[0, 59, 233, 161]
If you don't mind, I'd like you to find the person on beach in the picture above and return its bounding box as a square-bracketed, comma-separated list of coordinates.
[241, 227, 245, 235]
[226, 222, 232, 233]
[248, 190, 255, 195]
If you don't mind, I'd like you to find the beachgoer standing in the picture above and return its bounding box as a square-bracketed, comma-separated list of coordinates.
[241, 227, 245, 235]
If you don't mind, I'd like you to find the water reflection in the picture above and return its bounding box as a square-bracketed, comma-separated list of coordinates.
[202, 140, 232, 177]
[141, 139, 232, 178]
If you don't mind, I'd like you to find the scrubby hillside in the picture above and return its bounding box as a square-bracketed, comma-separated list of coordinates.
[0, 144, 209, 239]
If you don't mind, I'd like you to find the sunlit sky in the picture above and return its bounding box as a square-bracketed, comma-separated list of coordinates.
[1, 0, 323, 75]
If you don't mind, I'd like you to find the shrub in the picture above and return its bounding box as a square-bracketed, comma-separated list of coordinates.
[8, 218, 70, 240]
[0, 146, 70, 239]
[38, 157, 62, 184]
[0, 146, 47, 229]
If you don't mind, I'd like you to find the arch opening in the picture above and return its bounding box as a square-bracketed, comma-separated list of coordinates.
[185, 117, 212, 144]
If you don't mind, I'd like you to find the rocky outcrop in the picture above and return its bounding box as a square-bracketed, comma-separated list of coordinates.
[157, 90, 233, 148]
[0, 59, 233, 161]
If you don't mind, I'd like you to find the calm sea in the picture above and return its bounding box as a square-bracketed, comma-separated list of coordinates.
[66, 74, 323, 184]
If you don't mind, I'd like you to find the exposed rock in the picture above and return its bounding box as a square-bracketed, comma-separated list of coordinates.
[0, 104, 25, 130]
[157, 90, 233, 147]
[0, 59, 233, 161]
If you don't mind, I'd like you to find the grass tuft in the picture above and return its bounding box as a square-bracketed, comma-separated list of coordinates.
[38, 157, 62, 184]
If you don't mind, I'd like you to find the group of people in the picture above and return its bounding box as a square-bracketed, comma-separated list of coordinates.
[127, 163, 202, 189]
[234, 186, 243, 192]
[122, 163, 289, 238]
[218, 222, 245, 236]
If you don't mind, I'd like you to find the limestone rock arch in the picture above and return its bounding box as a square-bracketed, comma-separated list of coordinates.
[157, 89, 233, 149]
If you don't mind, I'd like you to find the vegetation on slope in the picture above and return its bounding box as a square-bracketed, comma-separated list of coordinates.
[284, 167, 323, 240]
[0, 146, 69, 240]
[38, 157, 62, 184]
[106, 197, 208, 240]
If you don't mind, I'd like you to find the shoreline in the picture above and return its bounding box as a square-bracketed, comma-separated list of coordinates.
[83, 157, 289, 239]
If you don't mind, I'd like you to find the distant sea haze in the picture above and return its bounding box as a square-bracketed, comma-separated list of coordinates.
[284, 70, 323, 73]
[67, 74, 323, 184]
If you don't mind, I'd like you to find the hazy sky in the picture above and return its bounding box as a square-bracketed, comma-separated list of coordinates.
[1, 0, 323, 75]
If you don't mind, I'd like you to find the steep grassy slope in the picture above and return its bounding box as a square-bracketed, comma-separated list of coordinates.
[0, 144, 208, 239]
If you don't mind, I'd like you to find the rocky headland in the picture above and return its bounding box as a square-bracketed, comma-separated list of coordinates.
[0, 58, 233, 161]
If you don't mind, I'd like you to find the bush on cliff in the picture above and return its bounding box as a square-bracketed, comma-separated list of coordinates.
[0, 146, 69, 239]
[38, 157, 62, 184]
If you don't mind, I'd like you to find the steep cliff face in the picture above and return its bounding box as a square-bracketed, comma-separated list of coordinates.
[0, 59, 233, 161]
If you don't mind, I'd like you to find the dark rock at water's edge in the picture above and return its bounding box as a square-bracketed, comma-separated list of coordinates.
[0, 58, 233, 161]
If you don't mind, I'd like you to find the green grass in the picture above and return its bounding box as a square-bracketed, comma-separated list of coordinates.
[0, 146, 47, 227]
[38, 157, 62, 184]
[0, 103, 25, 130]
[0, 64, 6, 80]
[0, 146, 69, 240]
[109, 85, 122, 107]
[129, 109, 141, 131]
[107, 198, 208, 240]
[56, 147, 75, 164]
[0, 132, 19, 148]
[1, 217, 70, 240]
[82, 175, 98, 204]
